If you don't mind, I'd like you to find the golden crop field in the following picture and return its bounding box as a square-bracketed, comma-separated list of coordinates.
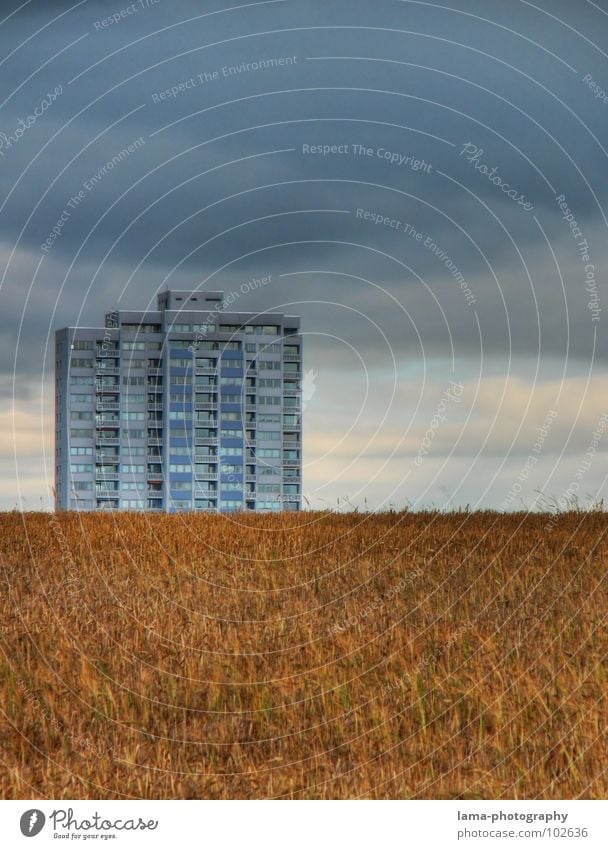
[0, 509, 607, 799]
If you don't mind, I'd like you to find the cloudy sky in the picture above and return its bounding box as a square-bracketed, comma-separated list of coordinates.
[1, 0, 607, 511]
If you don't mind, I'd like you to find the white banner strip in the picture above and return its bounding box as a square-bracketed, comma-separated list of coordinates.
[0, 800, 606, 847]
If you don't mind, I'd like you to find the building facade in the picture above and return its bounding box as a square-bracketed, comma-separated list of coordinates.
[55, 289, 302, 512]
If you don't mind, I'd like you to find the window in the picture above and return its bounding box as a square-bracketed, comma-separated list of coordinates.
[259, 396, 280, 406]
[220, 447, 243, 457]
[284, 362, 300, 372]
[169, 464, 192, 473]
[220, 500, 242, 509]
[170, 375, 192, 385]
[71, 358, 93, 368]
[170, 500, 192, 509]
[169, 340, 192, 350]
[220, 412, 240, 422]
[123, 394, 145, 403]
[196, 358, 217, 369]
[259, 413, 281, 423]
[220, 464, 243, 474]
[221, 359, 242, 369]
[283, 484, 300, 494]
[122, 412, 145, 421]
[121, 323, 161, 333]
[70, 429, 93, 438]
[259, 378, 280, 388]
[121, 465, 145, 474]
[259, 431, 280, 440]
[259, 483, 280, 493]
[121, 499, 146, 509]
[70, 394, 92, 404]
[70, 464, 93, 473]
[70, 447, 93, 456]
[70, 376, 94, 386]
[73, 480, 93, 491]
[171, 481, 192, 491]
[170, 358, 192, 368]
[258, 449, 280, 458]
[284, 450, 300, 460]
[122, 482, 145, 491]
[221, 429, 243, 438]
[283, 415, 299, 426]
[72, 340, 94, 350]
[220, 394, 241, 403]
[223, 341, 242, 351]
[220, 377, 242, 385]
[170, 324, 192, 332]
[122, 342, 146, 350]
[195, 499, 216, 509]
[122, 429, 146, 439]
[125, 446, 146, 456]
[284, 345, 300, 356]
[169, 411, 192, 420]
[258, 360, 281, 370]
[170, 447, 192, 456]
[123, 376, 145, 385]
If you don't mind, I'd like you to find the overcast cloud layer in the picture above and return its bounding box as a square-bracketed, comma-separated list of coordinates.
[0, 0, 607, 510]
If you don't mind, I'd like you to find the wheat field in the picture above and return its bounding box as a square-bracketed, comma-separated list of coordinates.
[0, 509, 607, 799]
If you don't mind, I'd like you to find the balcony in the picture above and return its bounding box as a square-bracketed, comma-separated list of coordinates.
[195, 367, 217, 376]
[194, 402, 217, 411]
[193, 489, 217, 498]
[96, 346, 119, 357]
[148, 437, 163, 446]
[96, 401, 119, 411]
[147, 403, 164, 411]
[147, 487, 163, 496]
[194, 455, 218, 465]
[95, 437, 119, 446]
[196, 437, 219, 446]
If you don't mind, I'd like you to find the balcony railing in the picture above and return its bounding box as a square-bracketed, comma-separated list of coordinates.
[95, 437, 119, 446]
[194, 402, 217, 411]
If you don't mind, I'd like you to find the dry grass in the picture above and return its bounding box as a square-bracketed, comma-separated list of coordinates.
[0, 509, 607, 799]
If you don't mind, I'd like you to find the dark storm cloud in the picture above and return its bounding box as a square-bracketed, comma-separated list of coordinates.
[0, 2, 606, 406]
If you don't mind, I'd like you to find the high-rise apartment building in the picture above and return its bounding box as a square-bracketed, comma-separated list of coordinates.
[54, 289, 302, 512]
